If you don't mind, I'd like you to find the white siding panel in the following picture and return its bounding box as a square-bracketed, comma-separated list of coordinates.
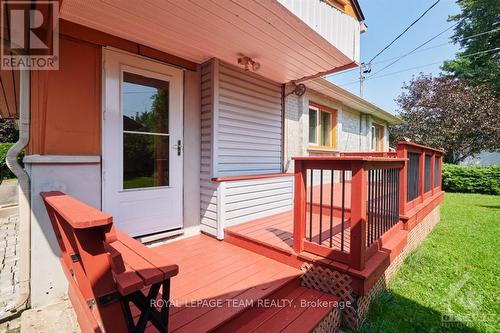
[216, 62, 283, 176]
[278, 0, 360, 62]
[223, 176, 293, 227]
[199, 60, 218, 237]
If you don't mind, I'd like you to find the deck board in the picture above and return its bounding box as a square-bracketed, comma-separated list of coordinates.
[135, 234, 302, 332]
[226, 209, 351, 254]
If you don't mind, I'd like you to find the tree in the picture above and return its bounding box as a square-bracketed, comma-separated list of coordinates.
[390, 74, 500, 163]
[442, 0, 500, 93]
[0, 119, 18, 143]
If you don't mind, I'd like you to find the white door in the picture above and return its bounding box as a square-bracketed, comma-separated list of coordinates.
[102, 49, 183, 237]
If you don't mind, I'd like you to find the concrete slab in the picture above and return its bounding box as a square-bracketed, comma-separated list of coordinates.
[0, 181, 17, 206]
[20, 299, 79, 333]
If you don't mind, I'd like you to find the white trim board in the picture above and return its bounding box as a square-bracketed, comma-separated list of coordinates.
[24, 155, 101, 164]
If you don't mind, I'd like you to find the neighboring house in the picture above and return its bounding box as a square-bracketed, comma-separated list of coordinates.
[0, 1, 444, 332]
[461, 151, 500, 166]
[284, 78, 401, 172]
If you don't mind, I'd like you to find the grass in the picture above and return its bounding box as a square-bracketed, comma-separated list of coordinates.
[359, 193, 500, 333]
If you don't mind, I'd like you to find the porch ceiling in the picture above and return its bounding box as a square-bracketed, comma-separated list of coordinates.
[60, 0, 355, 83]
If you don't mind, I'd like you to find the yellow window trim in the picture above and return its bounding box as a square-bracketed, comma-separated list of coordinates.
[372, 123, 385, 152]
[308, 102, 337, 150]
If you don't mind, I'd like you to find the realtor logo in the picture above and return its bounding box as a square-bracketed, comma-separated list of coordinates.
[1, 1, 59, 69]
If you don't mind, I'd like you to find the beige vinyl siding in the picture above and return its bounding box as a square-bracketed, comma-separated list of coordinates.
[278, 0, 360, 63]
[199, 59, 287, 237]
[199, 61, 218, 237]
[224, 176, 293, 227]
[216, 61, 283, 176]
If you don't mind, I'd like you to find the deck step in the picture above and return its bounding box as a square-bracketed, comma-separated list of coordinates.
[213, 279, 340, 333]
[380, 229, 408, 261]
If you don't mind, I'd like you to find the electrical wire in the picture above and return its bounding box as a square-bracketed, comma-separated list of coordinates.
[337, 46, 500, 87]
[367, 0, 441, 64]
[325, 26, 500, 79]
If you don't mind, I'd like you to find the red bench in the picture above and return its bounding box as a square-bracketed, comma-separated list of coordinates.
[41, 191, 179, 333]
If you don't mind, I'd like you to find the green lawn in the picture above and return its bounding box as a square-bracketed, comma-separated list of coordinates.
[359, 193, 500, 333]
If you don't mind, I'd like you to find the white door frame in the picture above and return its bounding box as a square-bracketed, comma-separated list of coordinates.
[102, 47, 184, 237]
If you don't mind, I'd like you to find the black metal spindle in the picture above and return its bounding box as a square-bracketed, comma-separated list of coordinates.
[378, 169, 382, 239]
[319, 169, 323, 245]
[367, 170, 371, 247]
[309, 169, 313, 241]
[389, 169, 392, 230]
[396, 170, 400, 219]
[385, 169, 389, 232]
[329, 170, 334, 248]
[382, 169, 387, 235]
[370, 170, 376, 243]
[393, 169, 397, 226]
[341, 170, 345, 252]
[390, 169, 394, 227]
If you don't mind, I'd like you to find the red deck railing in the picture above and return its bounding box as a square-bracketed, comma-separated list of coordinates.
[293, 142, 444, 271]
[396, 142, 444, 216]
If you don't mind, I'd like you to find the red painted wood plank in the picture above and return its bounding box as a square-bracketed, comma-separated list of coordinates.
[41, 192, 112, 228]
[280, 293, 340, 333]
[116, 229, 178, 279]
[213, 280, 305, 333]
[108, 241, 164, 285]
[251, 287, 328, 332]
[173, 267, 301, 333]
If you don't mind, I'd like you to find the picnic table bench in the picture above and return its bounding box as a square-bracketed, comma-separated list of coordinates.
[41, 191, 179, 333]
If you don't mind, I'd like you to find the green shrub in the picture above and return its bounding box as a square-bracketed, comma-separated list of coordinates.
[442, 164, 500, 195]
[0, 142, 23, 180]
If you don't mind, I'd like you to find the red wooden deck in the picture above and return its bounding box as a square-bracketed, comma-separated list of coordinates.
[226, 210, 351, 254]
[136, 234, 339, 332]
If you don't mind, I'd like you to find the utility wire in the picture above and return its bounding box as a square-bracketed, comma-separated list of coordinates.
[367, 0, 441, 64]
[325, 26, 500, 79]
[368, 23, 457, 77]
[338, 46, 500, 87]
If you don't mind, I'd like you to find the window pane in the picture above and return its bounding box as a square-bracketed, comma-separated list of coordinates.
[320, 111, 332, 146]
[123, 72, 169, 134]
[309, 108, 317, 144]
[123, 133, 169, 189]
[371, 126, 376, 150]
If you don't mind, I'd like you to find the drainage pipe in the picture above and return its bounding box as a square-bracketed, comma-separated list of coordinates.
[0, 67, 31, 321]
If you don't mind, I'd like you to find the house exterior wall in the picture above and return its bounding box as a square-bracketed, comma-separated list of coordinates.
[26, 157, 101, 307]
[223, 176, 293, 228]
[199, 59, 290, 237]
[25, 31, 203, 306]
[284, 89, 390, 173]
[200, 61, 219, 237]
[278, 0, 361, 63]
[29, 36, 101, 155]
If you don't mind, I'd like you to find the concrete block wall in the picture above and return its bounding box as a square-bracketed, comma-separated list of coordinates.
[284, 88, 390, 173]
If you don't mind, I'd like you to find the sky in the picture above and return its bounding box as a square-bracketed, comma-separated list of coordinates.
[327, 0, 461, 114]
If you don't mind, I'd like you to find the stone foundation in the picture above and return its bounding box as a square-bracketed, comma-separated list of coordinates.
[302, 205, 441, 331]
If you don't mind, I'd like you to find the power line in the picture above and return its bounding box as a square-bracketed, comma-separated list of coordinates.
[368, 23, 458, 77]
[325, 26, 500, 79]
[367, 0, 441, 64]
[337, 46, 500, 87]
[369, 25, 500, 77]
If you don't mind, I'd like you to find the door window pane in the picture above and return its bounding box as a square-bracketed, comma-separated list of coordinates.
[309, 108, 318, 144]
[123, 133, 169, 189]
[122, 72, 169, 133]
[320, 111, 332, 146]
[122, 72, 170, 189]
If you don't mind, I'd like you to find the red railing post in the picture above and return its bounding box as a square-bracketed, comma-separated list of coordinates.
[293, 160, 306, 253]
[397, 143, 408, 216]
[349, 161, 367, 271]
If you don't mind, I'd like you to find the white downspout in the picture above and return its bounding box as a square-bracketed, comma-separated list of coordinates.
[1, 68, 30, 320]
